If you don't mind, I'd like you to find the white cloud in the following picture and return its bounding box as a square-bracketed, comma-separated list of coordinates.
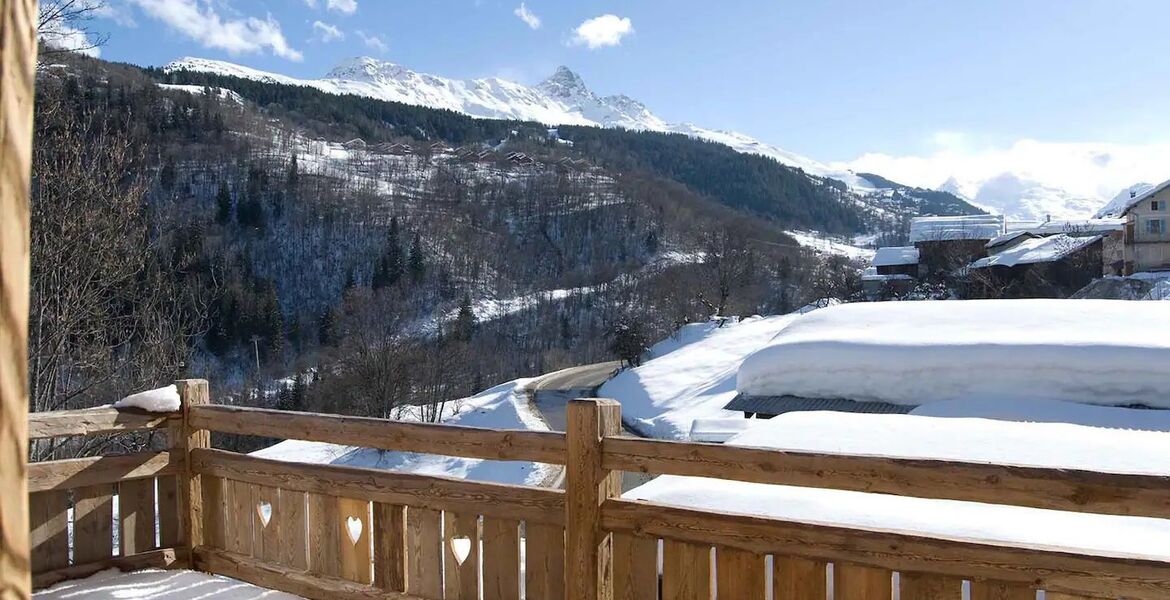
[39, 21, 101, 57]
[513, 3, 540, 29]
[128, 0, 302, 61]
[356, 30, 388, 53]
[305, 0, 357, 14]
[838, 134, 1170, 218]
[569, 14, 632, 49]
[312, 20, 343, 42]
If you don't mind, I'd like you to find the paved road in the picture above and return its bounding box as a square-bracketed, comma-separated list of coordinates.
[525, 360, 653, 491]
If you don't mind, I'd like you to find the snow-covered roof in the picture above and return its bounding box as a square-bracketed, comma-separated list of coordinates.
[971, 233, 1102, 268]
[871, 246, 919, 267]
[1095, 178, 1170, 218]
[1005, 218, 1125, 236]
[909, 215, 1004, 243]
[736, 300, 1170, 408]
[860, 273, 915, 282]
[626, 412, 1170, 561]
[985, 231, 1037, 249]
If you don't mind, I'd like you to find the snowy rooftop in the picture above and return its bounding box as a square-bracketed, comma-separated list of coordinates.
[736, 300, 1170, 408]
[626, 412, 1170, 561]
[1004, 218, 1125, 236]
[1095, 177, 1170, 218]
[909, 214, 1005, 243]
[871, 245, 919, 267]
[971, 233, 1102, 268]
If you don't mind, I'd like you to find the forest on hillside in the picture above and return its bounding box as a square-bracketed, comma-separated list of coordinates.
[30, 53, 864, 457]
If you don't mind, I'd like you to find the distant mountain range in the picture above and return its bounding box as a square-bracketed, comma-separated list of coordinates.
[165, 56, 1132, 220]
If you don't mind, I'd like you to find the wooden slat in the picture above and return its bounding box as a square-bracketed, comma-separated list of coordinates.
[308, 493, 341, 578]
[603, 436, 1170, 519]
[192, 448, 562, 525]
[196, 546, 426, 600]
[773, 556, 827, 600]
[524, 522, 565, 600]
[662, 539, 712, 600]
[72, 485, 114, 565]
[118, 478, 156, 556]
[338, 497, 372, 584]
[566, 399, 622, 600]
[0, 2, 40, 595]
[969, 581, 1035, 600]
[224, 480, 254, 556]
[612, 532, 656, 600]
[372, 503, 405, 592]
[715, 546, 765, 599]
[33, 547, 185, 590]
[200, 475, 225, 550]
[157, 474, 181, 548]
[28, 407, 174, 439]
[900, 572, 963, 599]
[443, 511, 479, 600]
[601, 499, 1170, 600]
[177, 379, 210, 557]
[834, 564, 892, 600]
[28, 451, 182, 493]
[28, 491, 68, 573]
[405, 507, 442, 598]
[190, 404, 566, 464]
[279, 488, 308, 570]
[481, 517, 519, 600]
[251, 484, 280, 563]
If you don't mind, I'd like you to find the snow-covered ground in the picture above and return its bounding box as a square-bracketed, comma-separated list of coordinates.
[785, 230, 874, 261]
[913, 398, 1170, 432]
[34, 568, 300, 599]
[627, 411, 1170, 560]
[597, 315, 799, 439]
[253, 378, 557, 486]
[737, 300, 1170, 408]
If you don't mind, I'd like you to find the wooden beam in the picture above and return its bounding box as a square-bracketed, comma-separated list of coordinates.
[176, 379, 209, 558]
[601, 499, 1170, 600]
[565, 399, 622, 600]
[603, 436, 1170, 519]
[28, 407, 175, 439]
[0, 0, 38, 595]
[27, 451, 182, 493]
[195, 546, 428, 600]
[189, 404, 567, 465]
[190, 448, 565, 525]
[32, 547, 186, 590]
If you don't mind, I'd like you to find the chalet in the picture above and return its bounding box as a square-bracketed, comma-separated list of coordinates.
[429, 142, 452, 154]
[861, 246, 919, 298]
[967, 233, 1106, 298]
[342, 138, 367, 150]
[909, 214, 1005, 277]
[1100, 179, 1170, 274]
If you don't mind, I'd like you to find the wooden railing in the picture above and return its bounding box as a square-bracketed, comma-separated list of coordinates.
[27, 380, 1170, 600]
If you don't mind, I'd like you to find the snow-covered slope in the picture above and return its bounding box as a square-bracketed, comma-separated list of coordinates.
[164, 56, 873, 188]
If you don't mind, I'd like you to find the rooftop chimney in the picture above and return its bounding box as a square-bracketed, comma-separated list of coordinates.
[1131, 189, 1138, 199]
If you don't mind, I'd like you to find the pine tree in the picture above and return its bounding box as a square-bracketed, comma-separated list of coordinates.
[215, 182, 232, 225]
[452, 292, 476, 342]
[287, 152, 299, 190]
[408, 232, 425, 284]
[373, 216, 403, 290]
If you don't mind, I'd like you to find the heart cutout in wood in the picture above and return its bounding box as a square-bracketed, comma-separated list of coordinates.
[345, 516, 363, 545]
[256, 501, 273, 528]
[449, 536, 472, 565]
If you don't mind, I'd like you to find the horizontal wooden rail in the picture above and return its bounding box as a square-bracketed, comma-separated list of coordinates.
[603, 436, 1170, 519]
[602, 498, 1170, 600]
[28, 451, 183, 493]
[32, 547, 186, 589]
[190, 404, 567, 465]
[195, 547, 425, 600]
[29, 406, 176, 439]
[191, 448, 564, 525]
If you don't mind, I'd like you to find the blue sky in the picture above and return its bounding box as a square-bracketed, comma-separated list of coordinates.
[79, 0, 1170, 187]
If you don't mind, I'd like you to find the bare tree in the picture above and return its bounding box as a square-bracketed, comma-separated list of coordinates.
[697, 229, 754, 319]
[38, 0, 108, 63]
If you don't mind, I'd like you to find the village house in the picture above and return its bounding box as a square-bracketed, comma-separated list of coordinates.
[861, 246, 919, 298]
[909, 214, 1005, 277]
[1101, 179, 1170, 274]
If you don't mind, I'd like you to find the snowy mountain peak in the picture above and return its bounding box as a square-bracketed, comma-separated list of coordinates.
[538, 66, 591, 99]
[325, 56, 411, 82]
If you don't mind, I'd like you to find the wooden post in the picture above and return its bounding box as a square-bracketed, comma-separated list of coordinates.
[176, 379, 210, 566]
[0, 0, 37, 596]
[566, 399, 621, 600]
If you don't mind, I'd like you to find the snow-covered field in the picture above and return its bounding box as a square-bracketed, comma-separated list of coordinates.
[737, 300, 1170, 408]
[253, 378, 557, 486]
[785, 230, 875, 261]
[627, 411, 1170, 560]
[34, 568, 300, 599]
[597, 315, 798, 439]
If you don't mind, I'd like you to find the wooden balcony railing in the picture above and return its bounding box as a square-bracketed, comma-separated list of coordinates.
[26, 379, 1170, 600]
